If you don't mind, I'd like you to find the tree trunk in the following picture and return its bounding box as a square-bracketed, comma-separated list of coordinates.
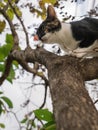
[47, 56, 98, 130]
[11, 47, 98, 130]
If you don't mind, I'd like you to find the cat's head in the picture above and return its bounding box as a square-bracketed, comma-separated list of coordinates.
[34, 5, 61, 44]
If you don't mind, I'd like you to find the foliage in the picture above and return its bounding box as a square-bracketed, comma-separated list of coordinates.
[0, 96, 13, 108]
[0, 33, 17, 83]
[21, 109, 56, 130]
[34, 109, 54, 122]
[30, 0, 58, 19]
[0, 90, 13, 112]
[34, 109, 56, 130]
[0, 123, 5, 129]
[0, 21, 6, 33]
[0, 0, 20, 84]
[7, 8, 14, 20]
[0, 91, 13, 129]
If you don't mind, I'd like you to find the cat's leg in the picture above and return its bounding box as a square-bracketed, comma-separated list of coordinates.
[71, 48, 88, 58]
[71, 47, 98, 58]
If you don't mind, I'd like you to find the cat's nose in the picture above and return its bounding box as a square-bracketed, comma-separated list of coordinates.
[33, 35, 39, 41]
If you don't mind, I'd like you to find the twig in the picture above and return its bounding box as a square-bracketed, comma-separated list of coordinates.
[8, 0, 30, 47]
[2, 104, 22, 130]
[17, 59, 49, 85]
[94, 99, 98, 104]
[8, 110, 22, 130]
[40, 85, 48, 109]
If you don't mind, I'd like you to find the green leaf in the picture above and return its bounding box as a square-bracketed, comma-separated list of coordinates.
[21, 118, 28, 124]
[0, 2, 4, 8]
[0, 53, 5, 62]
[7, 67, 15, 83]
[0, 62, 15, 84]
[1, 96, 13, 108]
[42, 121, 56, 130]
[34, 109, 54, 122]
[31, 121, 36, 128]
[43, 124, 56, 130]
[4, 0, 8, 2]
[6, 34, 13, 44]
[0, 123, 5, 129]
[0, 34, 13, 61]
[0, 20, 6, 33]
[15, 6, 22, 17]
[13, 61, 19, 68]
[7, 71, 15, 83]
[0, 44, 12, 60]
[0, 64, 15, 84]
[0, 64, 5, 72]
[0, 91, 3, 95]
[0, 101, 3, 115]
[7, 8, 14, 20]
[4, 0, 16, 3]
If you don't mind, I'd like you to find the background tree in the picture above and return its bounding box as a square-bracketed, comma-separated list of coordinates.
[0, 0, 98, 130]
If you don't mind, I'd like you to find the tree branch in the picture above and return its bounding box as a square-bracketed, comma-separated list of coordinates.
[94, 99, 98, 104]
[0, 55, 13, 85]
[0, 8, 19, 50]
[11, 47, 98, 82]
[11, 48, 49, 86]
[0, 39, 98, 85]
[79, 57, 98, 81]
[0, 6, 19, 85]
[8, 0, 30, 47]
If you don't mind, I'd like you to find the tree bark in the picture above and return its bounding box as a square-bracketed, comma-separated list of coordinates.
[47, 56, 98, 130]
[11, 47, 98, 130]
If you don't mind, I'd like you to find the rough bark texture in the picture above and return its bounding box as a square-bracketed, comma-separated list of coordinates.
[2, 47, 98, 130]
[47, 56, 98, 130]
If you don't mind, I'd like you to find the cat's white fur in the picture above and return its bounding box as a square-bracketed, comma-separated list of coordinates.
[41, 22, 98, 58]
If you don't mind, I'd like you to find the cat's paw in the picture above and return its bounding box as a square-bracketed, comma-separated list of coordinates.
[70, 50, 86, 58]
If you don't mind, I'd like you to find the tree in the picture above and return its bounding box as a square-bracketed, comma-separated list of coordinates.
[0, 0, 98, 130]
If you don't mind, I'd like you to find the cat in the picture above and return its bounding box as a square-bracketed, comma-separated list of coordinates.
[34, 5, 98, 58]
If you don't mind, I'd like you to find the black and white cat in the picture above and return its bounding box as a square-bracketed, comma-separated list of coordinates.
[34, 5, 98, 58]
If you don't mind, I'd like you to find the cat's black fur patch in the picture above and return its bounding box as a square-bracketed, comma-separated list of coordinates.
[71, 17, 98, 48]
[37, 18, 61, 40]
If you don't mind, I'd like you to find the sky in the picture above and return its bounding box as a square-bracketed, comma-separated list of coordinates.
[0, 0, 98, 130]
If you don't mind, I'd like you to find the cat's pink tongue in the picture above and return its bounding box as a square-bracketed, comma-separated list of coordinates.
[34, 35, 39, 41]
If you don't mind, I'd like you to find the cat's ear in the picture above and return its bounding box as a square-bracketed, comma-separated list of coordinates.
[47, 5, 57, 19]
